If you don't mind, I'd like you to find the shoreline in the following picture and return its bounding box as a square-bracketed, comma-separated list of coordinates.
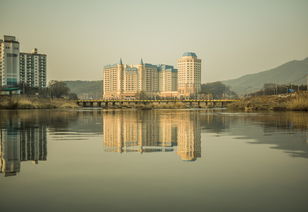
[0, 96, 78, 109]
[1, 92, 308, 112]
[227, 91, 308, 112]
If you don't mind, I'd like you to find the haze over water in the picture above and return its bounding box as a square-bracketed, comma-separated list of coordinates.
[1, 109, 308, 211]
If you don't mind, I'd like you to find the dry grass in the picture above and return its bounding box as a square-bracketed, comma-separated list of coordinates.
[228, 91, 308, 111]
[285, 93, 308, 111]
[0, 96, 79, 109]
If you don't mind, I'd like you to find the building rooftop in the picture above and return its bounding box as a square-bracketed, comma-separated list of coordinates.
[144, 63, 157, 68]
[182, 52, 197, 57]
[104, 64, 118, 69]
[158, 64, 177, 72]
[126, 67, 138, 71]
[4, 35, 16, 41]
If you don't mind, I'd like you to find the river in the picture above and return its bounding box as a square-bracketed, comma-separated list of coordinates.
[0, 109, 308, 211]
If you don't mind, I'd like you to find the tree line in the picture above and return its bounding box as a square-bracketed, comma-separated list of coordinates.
[18, 80, 78, 99]
[200, 81, 238, 99]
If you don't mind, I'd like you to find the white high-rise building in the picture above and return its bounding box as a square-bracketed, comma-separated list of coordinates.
[103, 59, 177, 99]
[158, 64, 178, 92]
[177, 52, 202, 97]
[0, 35, 20, 87]
[0, 35, 47, 90]
[19, 48, 47, 88]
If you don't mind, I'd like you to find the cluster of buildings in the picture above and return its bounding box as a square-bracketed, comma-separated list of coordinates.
[0, 35, 47, 91]
[103, 52, 202, 99]
[103, 110, 201, 161]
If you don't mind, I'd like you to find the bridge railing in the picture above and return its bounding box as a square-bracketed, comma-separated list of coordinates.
[77, 99, 239, 102]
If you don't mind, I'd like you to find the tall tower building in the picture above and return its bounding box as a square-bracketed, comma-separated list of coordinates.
[0, 35, 20, 88]
[177, 52, 201, 97]
[19, 48, 47, 88]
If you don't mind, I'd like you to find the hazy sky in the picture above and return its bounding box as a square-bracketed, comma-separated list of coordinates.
[1, 0, 308, 83]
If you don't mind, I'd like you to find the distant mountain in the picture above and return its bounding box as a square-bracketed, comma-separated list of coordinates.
[62, 58, 307, 98]
[63, 80, 102, 99]
[222, 57, 308, 96]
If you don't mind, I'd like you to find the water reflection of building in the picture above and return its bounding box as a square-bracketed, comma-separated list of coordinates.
[176, 112, 201, 161]
[0, 127, 20, 177]
[103, 111, 201, 161]
[0, 126, 47, 177]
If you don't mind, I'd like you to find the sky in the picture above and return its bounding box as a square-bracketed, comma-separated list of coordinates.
[0, 0, 308, 83]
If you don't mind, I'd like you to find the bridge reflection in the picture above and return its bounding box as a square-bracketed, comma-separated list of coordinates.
[103, 110, 202, 161]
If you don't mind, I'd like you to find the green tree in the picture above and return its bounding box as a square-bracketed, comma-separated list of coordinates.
[138, 91, 148, 99]
[48, 81, 70, 98]
[201, 81, 238, 99]
[68, 93, 78, 100]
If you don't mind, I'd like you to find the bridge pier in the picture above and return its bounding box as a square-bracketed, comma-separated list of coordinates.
[201, 102, 207, 108]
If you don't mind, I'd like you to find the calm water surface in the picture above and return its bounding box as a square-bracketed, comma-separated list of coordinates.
[0, 109, 308, 212]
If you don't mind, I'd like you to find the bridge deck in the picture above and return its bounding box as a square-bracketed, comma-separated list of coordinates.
[77, 99, 239, 103]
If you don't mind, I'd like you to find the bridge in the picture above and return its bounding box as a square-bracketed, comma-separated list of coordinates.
[77, 99, 239, 108]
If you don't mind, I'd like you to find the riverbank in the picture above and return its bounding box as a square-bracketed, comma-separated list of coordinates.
[0, 96, 78, 109]
[228, 91, 308, 111]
